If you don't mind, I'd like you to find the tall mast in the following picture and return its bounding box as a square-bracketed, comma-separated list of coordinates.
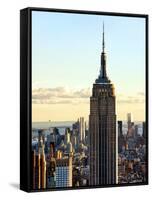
[96, 22, 110, 83]
[100, 22, 107, 78]
[102, 22, 105, 53]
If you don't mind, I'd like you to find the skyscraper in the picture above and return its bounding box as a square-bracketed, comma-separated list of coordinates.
[118, 121, 124, 153]
[118, 121, 123, 137]
[40, 150, 46, 189]
[65, 128, 71, 145]
[46, 142, 56, 188]
[56, 157, 73, 187]
[34, 152, 41, 189]
[134, 124, 139, 137]
[79, 117, 85, 143]
[127, 113, 132, 130]
[32, 149, 46, 189]
[32, 130, 46, 189]
[142, 122, 146, 138]
[89, 24, 117, 185]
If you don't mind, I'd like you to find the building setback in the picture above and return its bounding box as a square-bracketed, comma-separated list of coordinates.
[89, 24, 117, 185]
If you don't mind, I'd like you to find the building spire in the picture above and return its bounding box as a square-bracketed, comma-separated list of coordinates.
[102, 22, 105, 53]
[95, 22, 110, 84]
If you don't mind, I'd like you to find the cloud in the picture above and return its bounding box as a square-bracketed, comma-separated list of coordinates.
[117, 92, 145, 104]
[32, 87, 90, 104]
[117, 99, 145, 104]
[137, 92, 145, 96]
[32, 87, 145, 105]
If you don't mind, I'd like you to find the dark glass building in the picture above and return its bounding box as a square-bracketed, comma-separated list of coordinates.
[118, 121, 123, 137]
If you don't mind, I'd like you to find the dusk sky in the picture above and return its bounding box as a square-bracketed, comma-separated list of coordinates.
[32, 10, 146, 122]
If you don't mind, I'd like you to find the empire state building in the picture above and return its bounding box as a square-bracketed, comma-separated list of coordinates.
[89, 24, 117, 185]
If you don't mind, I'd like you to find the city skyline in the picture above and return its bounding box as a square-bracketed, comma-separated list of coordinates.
[32, 116, 147, 189]
[32, 11, 145, 122]
[31, 10, 147, 189]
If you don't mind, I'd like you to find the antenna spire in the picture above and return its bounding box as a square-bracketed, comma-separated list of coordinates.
[102, 22, 105, 52]
[95, 22, 111, 83]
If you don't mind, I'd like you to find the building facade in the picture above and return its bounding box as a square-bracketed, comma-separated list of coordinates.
[56, 157, 73, 187]
[46, 142, 56, 188]
[79, 117, 85, 143]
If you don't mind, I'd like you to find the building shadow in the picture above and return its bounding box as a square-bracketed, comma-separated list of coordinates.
[9, 182, 19, 190]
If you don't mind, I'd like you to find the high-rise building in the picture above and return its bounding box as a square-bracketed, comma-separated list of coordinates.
[38, 130, 45, 154]
[33, 130, 46, 189]
[72, 120, 80, 148]
[32, 150, 41, 190]
[134, 124, 139, 137]
[38, 129, 45, 144]
[46, 157, 56, 188]
[89, 24, 117, 185]
[46, 142, 56, 188]
[127, 114, 135, 138]
[40, 150, 46, 189]
[118, 121, 125, 153]
[53, 127, 60, 145]
[65, 128, 71, 145]
[35, 152, 41, 189]
[127, 113, 132, 130]
[33, 130, 47, 189]
[56, 157, 73, 187]
[79, 117, 85, 143]
[118, 121, 123, 137]
[142, 122, 146, 138]
[47, 133, 55, 149]
[71, 132, 77, 151]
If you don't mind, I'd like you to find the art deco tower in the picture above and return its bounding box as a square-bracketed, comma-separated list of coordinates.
[89, 24, 117, 185]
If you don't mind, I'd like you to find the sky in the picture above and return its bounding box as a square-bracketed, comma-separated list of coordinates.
[32, 10, 146, 122]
